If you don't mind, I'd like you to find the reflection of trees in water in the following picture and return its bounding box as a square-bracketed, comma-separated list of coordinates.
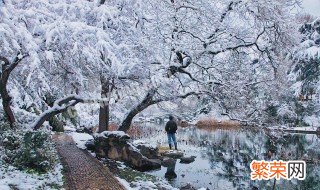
[263, 133, 320, 190]
[296, 165, 320, 190]
[186, 128, 320, 190]
[182, 128, 260, 188]
[136, 125, 320, 189]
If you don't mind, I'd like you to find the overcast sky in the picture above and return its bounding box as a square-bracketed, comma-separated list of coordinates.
[302, 0, 320, 16]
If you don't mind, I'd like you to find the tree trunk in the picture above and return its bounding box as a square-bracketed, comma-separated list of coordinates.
[119, 107, 145, 132]
[98, 77, 110, 133]
[118, 90, 199, 132]
[0, 71, 16, 125]
[118, 89, 156, 132]
[0, 54, 27, 126]
[0, 85, 16, 124]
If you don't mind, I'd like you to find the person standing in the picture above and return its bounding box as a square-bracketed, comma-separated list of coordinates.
[165, 115, 178, 150]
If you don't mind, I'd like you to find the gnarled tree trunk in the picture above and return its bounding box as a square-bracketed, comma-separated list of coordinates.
[119, 89, 158, 132]
[118, 90, 200, 132]
[0, 54, 27, 126]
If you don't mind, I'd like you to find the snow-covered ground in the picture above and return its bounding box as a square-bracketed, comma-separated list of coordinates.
[70, 132, 94, 149]
[292, 126, 318, 131]
[63, 125, 76, 132]
[0, 161, 64, 190]
[268, 125, 318, 132]
[304, 115, 320, 128]
[0, 127, 64, 190]
[116, 177, 179, 190]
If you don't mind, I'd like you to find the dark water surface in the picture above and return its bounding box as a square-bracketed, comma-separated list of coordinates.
[133, 123, 320, 190]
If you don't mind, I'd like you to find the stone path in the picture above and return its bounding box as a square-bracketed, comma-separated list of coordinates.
[53, 134, 125, 190]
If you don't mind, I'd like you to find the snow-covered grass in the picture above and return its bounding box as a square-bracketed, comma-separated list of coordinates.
[0, 160, 64, 190]
[69, 132, 94, 149]
[116, 176, 179, 190]
[117, 176, 208, 190]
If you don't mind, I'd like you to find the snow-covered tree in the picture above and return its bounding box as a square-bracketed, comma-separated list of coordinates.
[287, 16, 320, 126]
[133, 0, 300, 123]
[0, 0, 303, 131]
[292, 17, 320, 99]
[0, 1, 41, 126]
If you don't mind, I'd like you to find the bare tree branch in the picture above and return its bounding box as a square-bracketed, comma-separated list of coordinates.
[207, 1, 242, 40]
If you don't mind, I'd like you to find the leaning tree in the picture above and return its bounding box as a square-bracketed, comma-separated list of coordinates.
[0, 1, 40, 126]
[130, 0, 300, 124]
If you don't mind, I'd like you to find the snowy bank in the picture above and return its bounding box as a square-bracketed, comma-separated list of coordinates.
[0, 162, 64, 190]
[132, 140, 157, 149]
[116, 176, 179, 190]
[70, 132, 94, 149]
[96, 131, 130, 139]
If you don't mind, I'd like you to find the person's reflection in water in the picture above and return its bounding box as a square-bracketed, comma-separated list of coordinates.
[165, 159, 177, 180]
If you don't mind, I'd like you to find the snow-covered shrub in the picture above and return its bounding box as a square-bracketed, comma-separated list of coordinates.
[1, 129, 23, 164]
[1, 131, 21, 151]
[277, 104, 298, 124]
[265, 103, 282, 125]
[265, 100, 298, 126]
[49, 116, 65, 132]
[0, 121, 11, 132]
[0, 107, 11, 131]
[14, 131, 56, 173]
[266, 104, 278, 118]
[1, 130, 56, 173]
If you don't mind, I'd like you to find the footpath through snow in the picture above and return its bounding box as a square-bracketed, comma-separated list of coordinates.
[52, 133, 125, 190]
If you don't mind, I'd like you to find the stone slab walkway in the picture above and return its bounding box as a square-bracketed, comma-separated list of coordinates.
[53, 134, 125, 190]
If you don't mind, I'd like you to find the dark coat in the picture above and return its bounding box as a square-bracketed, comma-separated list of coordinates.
[165, 120, 177, 133]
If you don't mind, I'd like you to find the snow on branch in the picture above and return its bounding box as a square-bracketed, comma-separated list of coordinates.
[0, 56, 10, 67]
[33, 95, 84, 130]
[0, 53, 28, 81]
[151, 91, 201, 104]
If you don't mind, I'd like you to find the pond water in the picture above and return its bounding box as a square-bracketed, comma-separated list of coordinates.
[133, 123, 320, 190]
